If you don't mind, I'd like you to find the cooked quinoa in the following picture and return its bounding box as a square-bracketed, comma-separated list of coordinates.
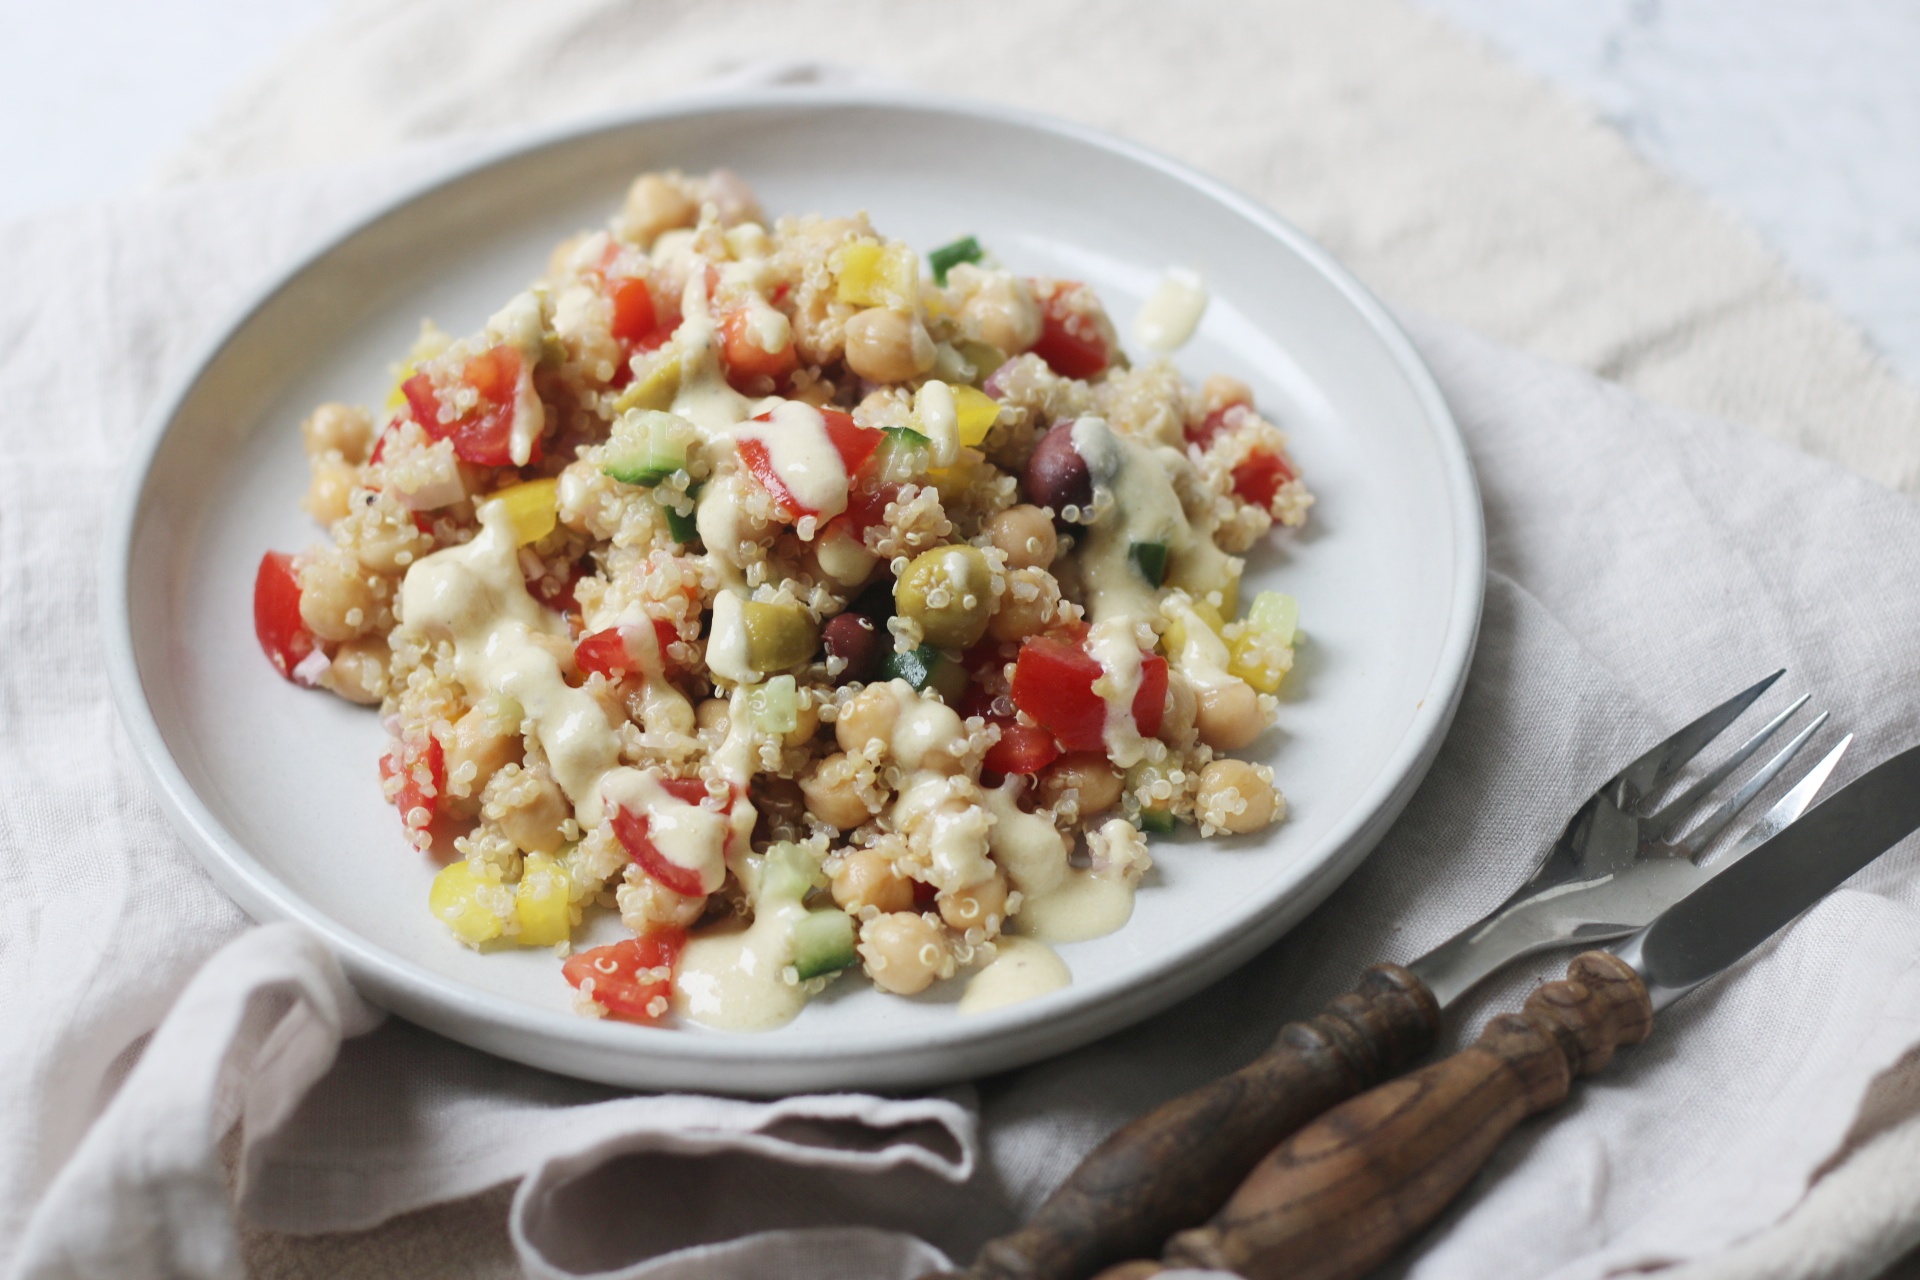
[252, 167, 1312, 1031]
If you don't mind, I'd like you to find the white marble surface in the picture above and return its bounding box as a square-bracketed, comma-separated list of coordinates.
[1416, 0, 1920, 384]
[3, 0, 1915, 381]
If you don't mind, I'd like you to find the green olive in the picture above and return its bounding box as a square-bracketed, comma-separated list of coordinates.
[894, 544, 993, 650]
[743, 600, 819, 673]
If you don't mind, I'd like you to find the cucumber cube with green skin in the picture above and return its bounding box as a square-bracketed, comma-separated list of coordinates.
[759, 841, 825, 902]
[884, 426, 931, 448]
[928, 236, 984, 285]
[664, 482, 703, 545]
[792, 909, 858, 980]
[884, 644, 967, 701]
[603, 409, 690, 486]
[1128, 541, 1170, 588]
[1139, 808, 1177, 835]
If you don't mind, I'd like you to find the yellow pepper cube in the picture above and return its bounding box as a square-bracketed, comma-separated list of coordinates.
[430, 861, 506, 947]
[834, 239, 919, 309]
[514, 854, 573, 948]
[494, 477, 559, 545]
[953, 385, 1000, 446]
[1228, 591, 1299, 693]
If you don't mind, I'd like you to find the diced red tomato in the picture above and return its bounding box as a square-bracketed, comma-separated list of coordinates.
[1009, 636, 1167, 751]
[562, 928, 688, 1023]
[658, 777, 713, 807]
[612, 802, 709, 898]
[253, 551, 315, 682]
[838, 482, 901, 537]
[719, 309, 799, 391]
[381, 731, 445, 841]
[1029, 282, 1110, 380]
[609, 277, 658, 346]
[528, 558, 584, 615]
[401, 344, 540, 468]
[1231, 447, 1297, 508]
[983, 718, 1062, 776]
[738, 409, 884, 519]
[1186, 397, 1256, 450]
[574, 620, 680, 680]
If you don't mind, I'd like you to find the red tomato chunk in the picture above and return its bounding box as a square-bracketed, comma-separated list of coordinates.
[401, 344, 540, 468]
[573, 620, 679, 679]
[1231, 447, 1297, 508]
[381, 731, 445, 843]
[983, 718, 1062, 776]
[253, 551, 315, 681]
[1029, 282, 1110, 380]
[1009, 636, 1167, 752]
[562, 928, 688, 1023]
[719, 309, 798, 391]
[612, 800, 709, 898]
[608, 277, 660, 347]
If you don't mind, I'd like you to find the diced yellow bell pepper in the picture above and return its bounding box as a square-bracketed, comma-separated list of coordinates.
[514, 854, 573, 947]
[953, 385, 999, 446]
[613, 352, 682, 414]
[1192, 598, 1228, 634]
[1228, 591, 1299, 693]
[833, 239, 919, 309]
[385, 321, 452, 410]
[430, 861, 505, 946]
[494, 478, 559, 545]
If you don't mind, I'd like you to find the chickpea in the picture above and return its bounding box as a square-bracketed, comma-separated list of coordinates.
[988, 567, 1058, 643]
[1196, 759, 1280, 834]
[445, 703, 520, 799]
[959, 272, 1041, 354]
[618, 172, 698, 247]
[303, 461, 358, 526]
[784, 700, 821, 749]
[844, 307, 935, 383]
[836, 683, 901, 753]
[301, 402, 374, 463]
[801, 753, 874, 831]
[895, 544, 994, 650]
[618, 867, 707, 930]
[1194, 679, 1269, 751]
[297, 547, 378, 643]
[831, 849, 915, 915]
[938, 872, 1010, 937]
[320, 636, 390, 706]
[1038, 752, 1125, 816]
[1160, 670, 1199, 747]
[696, 697, 732, 736]
[859, 912, 949, 995]
[340, 497, 431, 575]
[494, 773, 571, 855]
[985, 505, 1057, 570]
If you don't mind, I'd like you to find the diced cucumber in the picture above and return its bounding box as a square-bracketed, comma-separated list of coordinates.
[928, 235, 985, 285]
[603, 409, 690, 487]
[1247, 590, 1299, 645]
[759, 841, 824, 903]
[1139, 808, 1177, 835]
[884, 644, 967, 701]
[884, 425, 931, 448]
[664, 482, 703, 545]
[792, 908, 858, 980]
[1128, 541, 1170, 588]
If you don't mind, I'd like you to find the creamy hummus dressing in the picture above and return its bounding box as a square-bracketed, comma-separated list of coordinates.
[600, 768, 729, 893]
[401, 500, 622, 825]
[1069, 418, 1193, 624]
[913, 379, 960, 467]
[960, 936, 1071, 1014]
[485, 291, 549, 468]
[1085, 617, 1153, 768]
[983, 781, 1142, 947]
[1133, 267, 1208, 352]
[729, 400, 852, 522]
[673, 898, 811, 1030]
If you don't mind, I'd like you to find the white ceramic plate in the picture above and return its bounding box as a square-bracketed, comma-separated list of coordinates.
[104, 91, 1482, 1095]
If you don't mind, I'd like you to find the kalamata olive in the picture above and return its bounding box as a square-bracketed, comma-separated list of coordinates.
[1024, 420, 1092, 515]
[823, 612, 884, 683]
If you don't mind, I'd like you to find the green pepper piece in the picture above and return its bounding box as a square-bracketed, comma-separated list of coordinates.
[883, 643, 966, 700]
[1139, 808, 1177, 835]
[1129, 541, 1170, 588]
[928, 235, 985, 285]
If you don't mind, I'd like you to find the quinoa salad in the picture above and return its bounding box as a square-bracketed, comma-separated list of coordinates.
[252, 168, 1312, 1031]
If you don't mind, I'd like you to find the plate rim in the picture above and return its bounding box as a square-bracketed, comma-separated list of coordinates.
[101, 86, 1485, 1090]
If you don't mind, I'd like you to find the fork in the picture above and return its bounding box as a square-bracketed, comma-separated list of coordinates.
[946, 671, 1847, 1280]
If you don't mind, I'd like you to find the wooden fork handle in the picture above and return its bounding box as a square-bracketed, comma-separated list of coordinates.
[940, 964, 1441, 1280]
[1156, 951, 1652, 1280]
